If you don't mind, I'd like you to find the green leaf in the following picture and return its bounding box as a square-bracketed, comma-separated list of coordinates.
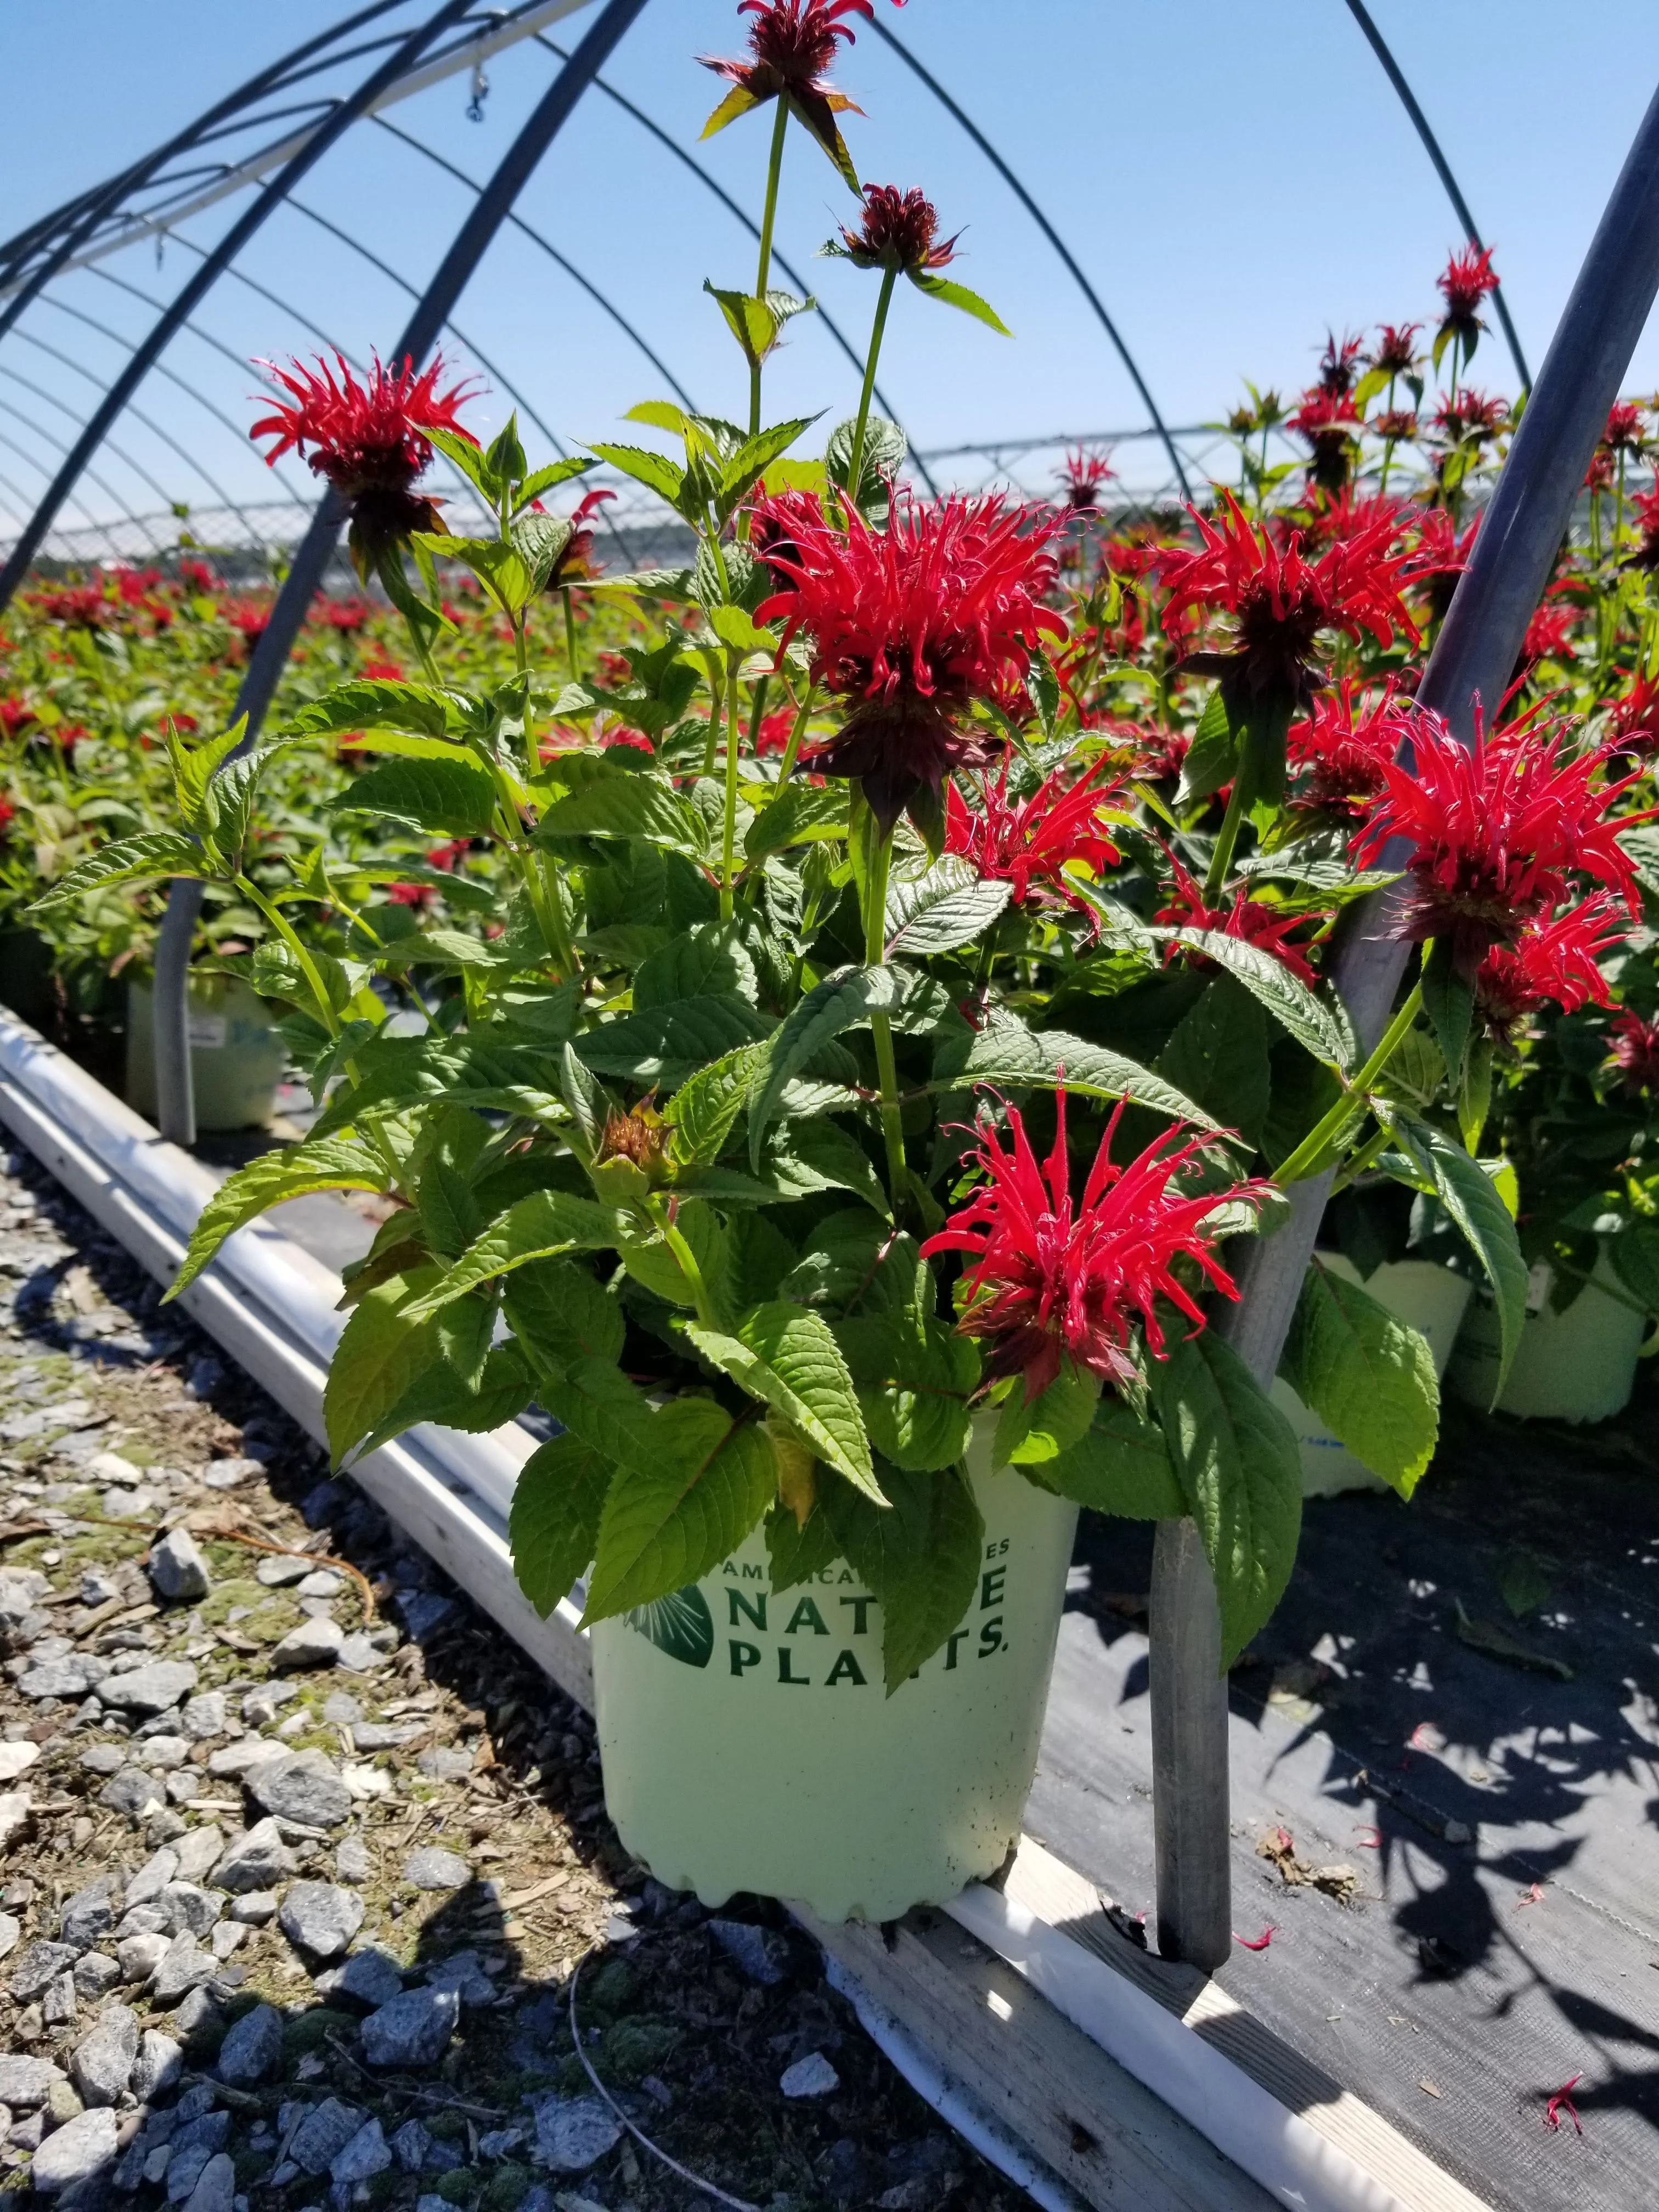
[1154, 928, 1355, 1068]
[699, 81, 761, 138]
[774, 1116, 890, 1218]
[1044, 1397, 1186, 1517]
[1149, 1331, 1302, 1668]
[539, 1355, 660, 1471]
[1176, 687, 1238, 805]
[1278, 1263, 1439, 1497]
[330, 757, 499, 839]
[684, 1301, 882, 1500]
[818, 1464, 985, 1691]
[425, 424, 496, 502]
[167, 716, 247, 837]
[664, 1043, 766, 1166]
[995, 1363, 1101, 1467]
[744, 780, 848, 860]
[1420, 939, 1474, 1087]
[583, 1402, 776, 1621]
[323, 1268, 447, 1464]
[715, 410, 819, 518]
[635, 927, 756, 1009]
[510, 1433, 614, 1617]
[537, 774, 707, 856]
[400, 1190, 621, 1318]
[618, 1198, 731, 1313]
[1608, 1221, 1659, 1313]
[1393, 1116, 1528, 1397]
[29, 831, 206, 915]
[765, 1500, 843, 1593]
[169, 1135, 391, 1300]
[834, 1312, 977, 1472]
[515, 455, 599, 510]
[708, 605, 775, 654]
[885, 856, 1012, 956]
[576, 995, 773, 1089]
[586, 442, 688, 511]
[278, 678, 485, 743]
[1155, 975, 1270, 1148]
[358, 1340, 534, 1458]
[931, 1009, 1220, 1130]
[502, 1256, 625, 1373]
[906, 270, 1011, 335]
[748, 964, 901, 1168]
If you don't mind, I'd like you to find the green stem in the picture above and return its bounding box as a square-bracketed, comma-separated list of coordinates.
[235, 873, 342, 1042]
[775, 682, 816, 782]
[648, 1195, 718, 1330]
[846, 263, 899, 517]
[1202, 757, 1253, 903]
[1275, 979, 1425, 1186]
[719, 654, 742, 921]
[856, 802, 908, 1212]
[562, 589, 580, 684]
[749, 97, 791, 438]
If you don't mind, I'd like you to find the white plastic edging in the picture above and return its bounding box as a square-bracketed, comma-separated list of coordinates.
[822, 1954, 1090, 2212]
[947, 1884, 1467, 2212]
[0, 1008, 590, 1706]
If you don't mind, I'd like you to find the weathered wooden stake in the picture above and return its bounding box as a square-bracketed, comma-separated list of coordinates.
[1149, 72, 1659, 1967]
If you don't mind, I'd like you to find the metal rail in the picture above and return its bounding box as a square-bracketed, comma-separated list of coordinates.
[1149, 73, 1659, 1970]
[151, 0, 652, 1145]
[0, 0, 482, 616]
[1344, 0, 1532, 391]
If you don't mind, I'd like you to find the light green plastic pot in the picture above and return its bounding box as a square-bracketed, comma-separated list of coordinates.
[589, 1420, 1078, 1923]
[1272, 1254, 1472, 1498]
[1448, 1245, 1646, 1424]
[126, 978, 286, 1132]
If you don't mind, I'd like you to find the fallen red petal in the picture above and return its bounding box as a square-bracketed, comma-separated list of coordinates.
[1234, 1924, 1279, 1951]
[1544, 2075, 1584, 2135]
[1356, 1826, 1383, 1848]
[1515, 1882, 1547, 1909]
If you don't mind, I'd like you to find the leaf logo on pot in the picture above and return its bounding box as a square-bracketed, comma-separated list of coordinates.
[624, 1585, 714, 1669]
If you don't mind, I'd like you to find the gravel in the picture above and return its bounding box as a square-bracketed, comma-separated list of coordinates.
[0, 1143, 1013, 2212]
[148, 1526, 211, 1603]
[276, 1880, 363, 1959]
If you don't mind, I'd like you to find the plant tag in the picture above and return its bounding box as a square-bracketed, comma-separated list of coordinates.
[187, 1014, 228, 1049]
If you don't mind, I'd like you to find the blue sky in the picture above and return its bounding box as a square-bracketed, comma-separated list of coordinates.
[5, 0, 1659, 540]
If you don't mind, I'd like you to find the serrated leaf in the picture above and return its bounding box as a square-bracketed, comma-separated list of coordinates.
[29, 831, 207, 915]
[995, 1363, 1100, 1467]
[323, 1267, 449, 1465]
[885, 857, 1012, 956]
[817, 1464, 985, 1691]
[664, 1043, 766, 1166]
[400, 1190, 621, 1318]
[1420, 938, 1474, 1087]
[1155, 975, 1270, 1147]
[1392, 1116, 1528, 1398]
[743, 780, 847, 860]
[1149, 1331, 1302, 1668]
[502, 1256, 625, 1373]
[169, 1135, 391, 1300]
[1279, 1263, 1439, 1496]
[510, 1433, 613, 1617]
[930, 1010, 1220, 1130]
[537, 774, 707, 855]
[1177, 687, 1238, 805]
[748, 964, 902, 1168]
[330, 757, 499, 838]
[587, 441, 689, 512]
[583, 1403, 776, 1621]
[277, 678, 486, 743]
[1044, 1398, 1186, 1517]
[834, 1313, 977, 1472]
[1608, 1221, 1659, 1313]
[1154, 928, 1354, 1067]
[539, 1354, 659, 1471]
[576, 994, 773, 1088]
[685, 1300, 882, 1500]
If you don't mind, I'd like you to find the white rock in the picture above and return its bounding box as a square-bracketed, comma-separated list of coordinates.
[86, 1453, 143, 1487]
[69, 2002, 139, 2106]
[0, 1792, 31, 1848]
[178, 1693, 227, 1742]
[171, 1824, 224, 1884]
[206, 1740, 285, 1780]
[228, 1891, 278, 1926]
[268, 1617, 344, 1672]
[255, 1555, 312, 1588]
[123, 1847, 180, 1908]
[278, 1882, 363, 1960]
[0, 1741, 40, 1783]
[779, 2051, 839, 2098]
[136, 1735, 190, 1773]
[29, 2106, 118, 2193]
[181, 2149, 235, 2212]
[117, 1932, 169, 1985]
[330, 2119, 391, 2186]
[130, 2030, 183, 2102]
[530, 2096, 621, 2173]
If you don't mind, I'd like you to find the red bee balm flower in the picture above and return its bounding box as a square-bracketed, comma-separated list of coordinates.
[753, 490, 1065, 834]
[1350, 706, 1648, 977]
[1156, 489, 1419, 720]
[922, 1091, 1267, 1401]
[1602, 400, 1647, 454]
[1370, 324, 1421, 377]
[250, 352, 478, 573]
[836, 184, 957, 272]
[1437, 244, 1499, 343]
[544, 487, 614, 592]
[1289, 388, 1363, 493]
[1610, 1007, 1659, 1092]
[1288, 679, 1415, 819]
[1058, 449, 1114, 512]
[945, 755, 1124, 915]
[1475, 897, 1621, 1041]
[699, 0, 885, 183]
[1155, 852, 1325, 987]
